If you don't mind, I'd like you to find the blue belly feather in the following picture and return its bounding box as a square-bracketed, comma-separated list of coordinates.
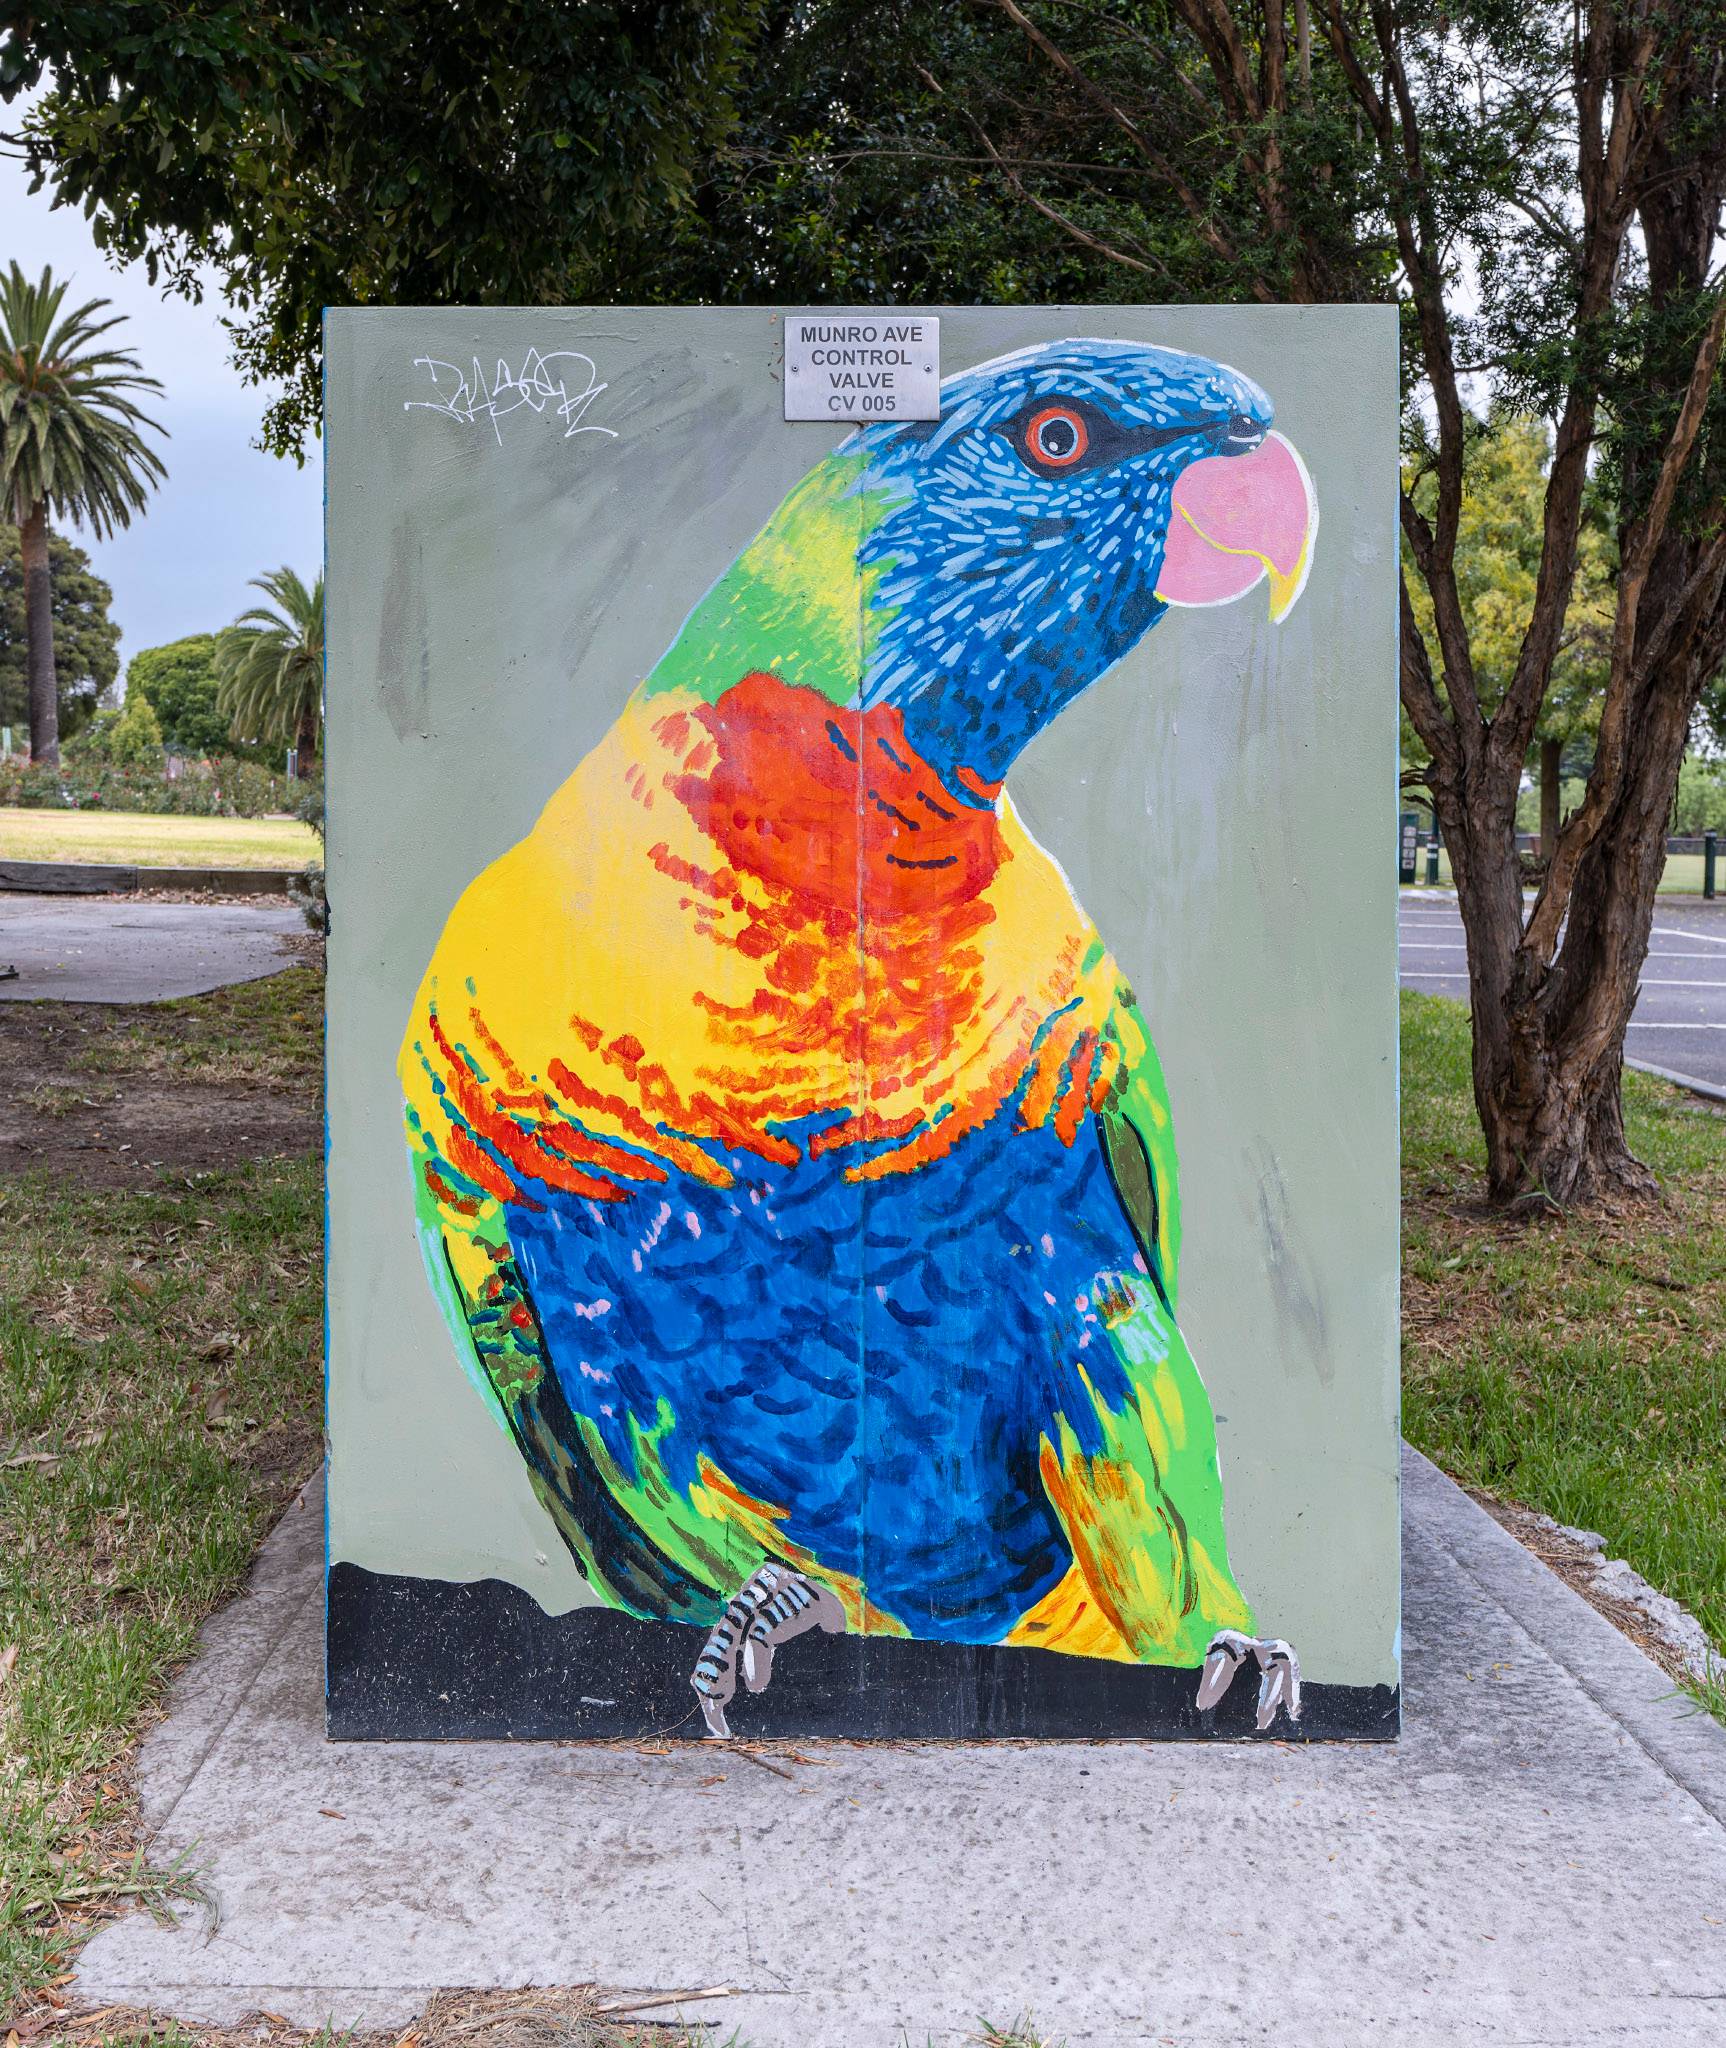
[508, 1101, 1142, 1641]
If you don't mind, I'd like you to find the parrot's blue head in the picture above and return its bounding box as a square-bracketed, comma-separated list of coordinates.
[845, 337, 1316, 792]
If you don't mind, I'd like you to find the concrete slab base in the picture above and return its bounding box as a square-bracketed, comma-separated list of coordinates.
[0, 897, 305, 1003]
[74, 1450, 1726, 2045]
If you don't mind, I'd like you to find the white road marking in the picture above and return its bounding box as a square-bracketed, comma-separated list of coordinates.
[1401, 968, 1726, 990]
[1400, 930, 1726, 965]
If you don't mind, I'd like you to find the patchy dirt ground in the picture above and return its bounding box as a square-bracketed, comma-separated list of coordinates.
[0, 958, 323, 1188]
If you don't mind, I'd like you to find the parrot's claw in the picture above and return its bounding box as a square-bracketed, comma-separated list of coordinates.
[1251, 1639, 1301, 1729]
[1196, 1628, 1254, 1712]
[1196, 1630, 1302, 1730]
[689, 1561, 845, 1739]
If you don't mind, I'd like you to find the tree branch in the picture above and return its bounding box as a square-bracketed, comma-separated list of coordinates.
[916, 64, 1168, 281]
[979, 0, 1272, 289]
[1327, 1, 1486, 770]
[1522, 285, 1726, 967]
[1400, 570, 1458, 777]
[1490, 9, 1663, 773]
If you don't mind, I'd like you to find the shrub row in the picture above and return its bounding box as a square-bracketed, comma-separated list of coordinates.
[0, 757, 309, 819]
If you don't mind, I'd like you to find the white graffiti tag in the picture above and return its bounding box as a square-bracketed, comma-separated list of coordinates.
[404, 350, 616, 444]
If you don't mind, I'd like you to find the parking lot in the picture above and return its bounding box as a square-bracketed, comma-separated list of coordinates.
[1399, 892, 1726, 1091]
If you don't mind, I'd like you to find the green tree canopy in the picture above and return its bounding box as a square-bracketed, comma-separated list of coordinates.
[2, 1, 765, 459]
[108, 681, 163, 768]
[1673, 757, 1726, 835]
[0, 522, 119, 743]
[125, 634, 230, 758]
[1403, 417, 1617, 783]
[587, 0, 1390, 309]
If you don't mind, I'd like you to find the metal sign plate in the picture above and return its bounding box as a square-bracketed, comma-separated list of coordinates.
[783, 313, 940, 423]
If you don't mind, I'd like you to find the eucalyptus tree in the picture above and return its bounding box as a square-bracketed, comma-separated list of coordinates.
[643, 0, 1726, 1208]
[0, 264, 165, 767]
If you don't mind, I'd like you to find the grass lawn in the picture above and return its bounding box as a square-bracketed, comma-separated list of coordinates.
[1402, 990, 1726, 1713]
[0, 976, 326, 2011]
[2, 971, 1720, 2040]
[1402, 849, 1720, 894]
[0, 807, 321, 870]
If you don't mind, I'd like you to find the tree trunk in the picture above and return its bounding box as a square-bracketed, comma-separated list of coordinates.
[1424, 39, 1726, 1214]
[1455, 552, 1726, 1208]
[1426, 769, 1537, 1195]
[19, 502, 59, 769]
[1538, 737, 1562, 858]
[294, 702, 317, 779]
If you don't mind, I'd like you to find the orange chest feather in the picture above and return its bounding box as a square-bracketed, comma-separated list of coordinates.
[408, 675, 1125, 1198]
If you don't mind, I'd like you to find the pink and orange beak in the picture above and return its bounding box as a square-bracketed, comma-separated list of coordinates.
[1154, 431, 1318, 623]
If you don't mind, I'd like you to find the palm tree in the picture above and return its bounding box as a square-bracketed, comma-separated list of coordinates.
[215, 567, 324, 777]
[0, 264, 166, 767]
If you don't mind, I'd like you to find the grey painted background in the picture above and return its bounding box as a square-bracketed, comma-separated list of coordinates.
[325, 304, 1401, 1690]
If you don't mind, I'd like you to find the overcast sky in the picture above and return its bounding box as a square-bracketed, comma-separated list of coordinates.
[2, 114, 322, 683]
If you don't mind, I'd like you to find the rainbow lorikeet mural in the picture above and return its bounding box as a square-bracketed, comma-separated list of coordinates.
[399, 338, 1318, 1738]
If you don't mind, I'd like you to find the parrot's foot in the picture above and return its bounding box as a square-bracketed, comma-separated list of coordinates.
[690, 1562, 846, 1739]
[1196, 1630, 1302, 1731]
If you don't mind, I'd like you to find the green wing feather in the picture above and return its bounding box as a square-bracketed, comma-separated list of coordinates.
[407, 1139, 729, 1625]
[1096, 992, 1184, 1309]
[1038, 992, 1255, 1663]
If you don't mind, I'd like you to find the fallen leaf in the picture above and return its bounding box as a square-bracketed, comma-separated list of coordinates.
[0, 1451, 60, 1472]
[319, 1808, 345, 1819]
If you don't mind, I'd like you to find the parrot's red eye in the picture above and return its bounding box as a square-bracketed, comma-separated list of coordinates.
[1025, 405, 1089, 470]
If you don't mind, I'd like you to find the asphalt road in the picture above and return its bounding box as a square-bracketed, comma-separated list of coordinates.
[1400, 890, 1726, 1091]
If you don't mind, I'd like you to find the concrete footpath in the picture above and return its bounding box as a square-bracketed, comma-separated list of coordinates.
[0, 896, 305, 1003]
[75, 1449, 1726, 2046]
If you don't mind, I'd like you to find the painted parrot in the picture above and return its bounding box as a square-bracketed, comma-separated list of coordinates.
[399, 337, 1318, 1736]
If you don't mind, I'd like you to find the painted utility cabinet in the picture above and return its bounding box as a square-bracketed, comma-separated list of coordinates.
[324, 306, 1401, 1743]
